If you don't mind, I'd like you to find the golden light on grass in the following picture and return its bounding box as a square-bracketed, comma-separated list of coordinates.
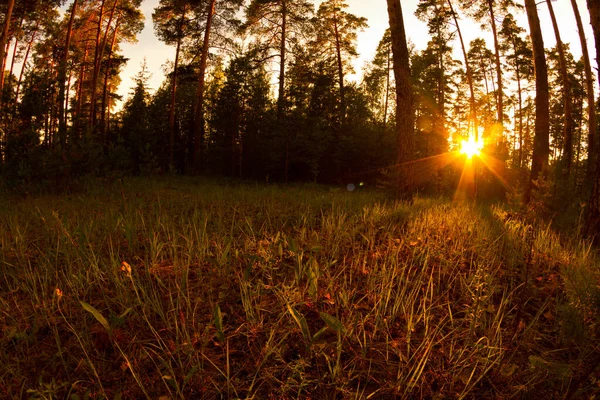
[460, 136, 483, 159]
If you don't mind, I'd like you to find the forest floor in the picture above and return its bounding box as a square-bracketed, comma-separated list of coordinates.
[1, 176, 599, 399]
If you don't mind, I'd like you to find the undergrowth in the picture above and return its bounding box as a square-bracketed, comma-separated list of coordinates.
[1, 177, 599, 399]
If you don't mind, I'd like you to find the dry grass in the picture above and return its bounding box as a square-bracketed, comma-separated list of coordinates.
[1, 176, 599, 399]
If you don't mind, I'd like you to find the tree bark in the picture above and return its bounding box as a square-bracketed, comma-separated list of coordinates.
[524, 0, 550, 204]
[448, 0, 476, 136]
[169, 10, 185, 170]
[386, 0, 414, 196]
[333, 9, 345, 125]
[88, 0, 109, 131]
[546, 0, 573, 178]
[192, 0, 217, 172]
[0, 0, 15, 94]
[585, 0, 600, 240]
[571, 0, 597, 183]
[279, 1, 290, 181]
[487, 0, 503, 129]
[101, 17, 121, 144]
[58, 0, 79, 148]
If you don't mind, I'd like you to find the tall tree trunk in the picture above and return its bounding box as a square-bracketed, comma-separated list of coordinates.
[88, 0, 108, 132]
[333, 11, 345, 125]
[277, 0, 287, 119]
[169, 11, 185, 170]
[386, 0, 414, 196]
[383, 41, 390, 130]
[101, 18, 120, 145]
[58, 0, 79, 148]
[75, 43, 90, 141]
[0, 0, 14, 95]
[8, 17, 24, 84]
[516, 62, 523, 168]
[448, 0, 476, 136]
[571, 0, 597, 183]
[487, 0, 503, 130]
[279, 1, 289, 181]
[546, 0, 574, 178]
[524, 0, 550, 204]
[585, 0, 600, 240]
[192, 0, 216, 172]
[13, 30, 35, 116]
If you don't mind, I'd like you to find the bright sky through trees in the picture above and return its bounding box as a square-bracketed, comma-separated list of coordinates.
[114, 0, 595, 108]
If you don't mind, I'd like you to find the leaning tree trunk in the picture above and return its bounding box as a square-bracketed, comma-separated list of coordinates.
[448, 0, 476, 136]
[386, 0, 414, 197]
[571, 0, 597, 183]
[585, 0, 600, 240]
[192, 0, 217, 172]
[333, 14, 345, 126]
[546, 0, 574, 178]
[524, 0, 550, 204]
[169, 11, 185, 170]
[278, 0, 289, 181]
[0, 0, 15, 95]
[58, 0, 79, 148]
[487, 0, 503, 129]
[88, 0, 106, 132]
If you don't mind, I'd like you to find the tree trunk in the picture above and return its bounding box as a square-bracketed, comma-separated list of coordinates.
[58, 0, 79, 148]
[88, 0, 108, 131]
[0, 0, 15, 94]
[516, 61, 523, 168]
[169, 11, 185, 170]
[192, 0, 216, 172]
[75, 43, 90, 141]
[279, 1, 289, 181]
[524, 0, 550, 204]
[571, 0, 597, 183]
[448, 0, 476, 136]
[13, 30, 36, 116]
[487, 0, 503, 129]
[333, 11, 345, 125]
[383, 40, 390, 130]
[277, 0, 287, 119]
[101, 18, 121, 145]
[386, 0, 414, 196]
[546, 0, 574, 178]
[585, 0, 600, 240]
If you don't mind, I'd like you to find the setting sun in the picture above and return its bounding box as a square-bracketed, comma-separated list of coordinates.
[460, 137, 483, 159]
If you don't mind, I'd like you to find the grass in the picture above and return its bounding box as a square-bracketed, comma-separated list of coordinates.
[1, 176, 599, 399]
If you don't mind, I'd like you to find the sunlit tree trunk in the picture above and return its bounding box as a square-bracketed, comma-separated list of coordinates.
[546, 0, 573, 178]
[58, 0, 79, 148]
[169, 11, 185, 170]
[524, 0, 550, 204]
[386, 0, 414, 196]
[570, 0, 597, 182]
[192, 0, 216, 172]
[0, 0, 15, 95]
[75, 43, 90, 141]
[13, 30, 36, 116]
[448, 0, 476, 136]
[333, 8, 345, 125]
[101, 18, 121, 144]
[585, 0, 600, 240]
[487, 0, 503, 129]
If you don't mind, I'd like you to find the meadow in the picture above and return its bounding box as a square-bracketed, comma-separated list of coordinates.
[1, 177, 599, 399]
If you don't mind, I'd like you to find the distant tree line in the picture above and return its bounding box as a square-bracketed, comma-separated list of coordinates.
[1, 0, 600, 236]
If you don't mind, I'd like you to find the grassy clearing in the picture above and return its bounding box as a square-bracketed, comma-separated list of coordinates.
[1, 177, 599, 399]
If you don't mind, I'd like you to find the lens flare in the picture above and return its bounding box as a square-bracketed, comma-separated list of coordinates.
[460, 136, 483, 159]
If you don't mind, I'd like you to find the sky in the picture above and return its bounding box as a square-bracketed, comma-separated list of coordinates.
[116, 0, 596, 107]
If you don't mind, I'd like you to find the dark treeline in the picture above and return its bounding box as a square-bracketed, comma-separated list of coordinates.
[1, 0, 600, 234]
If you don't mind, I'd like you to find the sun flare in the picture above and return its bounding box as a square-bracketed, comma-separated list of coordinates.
[460, 137, 483, 159]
